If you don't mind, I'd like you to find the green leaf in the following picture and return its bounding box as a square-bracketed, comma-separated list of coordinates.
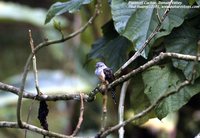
[53, 20, 62, 31]
[165, 24, 200, 80]
[129, 74, 156, 124]
[142, 65, 200, 119]
[45, 0, 93, 24]
[87, 20, 132, 70]
[88, 36, 132, 71]
[111, 0, 189, 57]
[123, 8, 155, 57]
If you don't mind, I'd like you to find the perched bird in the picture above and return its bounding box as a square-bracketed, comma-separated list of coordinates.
[95, 62, 116, 104]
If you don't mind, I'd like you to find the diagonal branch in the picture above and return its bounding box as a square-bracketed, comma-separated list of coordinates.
[109, 52, 200, 89]
[115, 0, 173, 76]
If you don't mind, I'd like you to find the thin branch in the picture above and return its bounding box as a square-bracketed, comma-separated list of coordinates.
[17, 53, 31, 128]
[100, 79, 190, 137]
[0, 121, 81, 138]
[0, 81, 97, 101]
[29, 30, 41, 95]
[16, 1, 100, 128]
[115, 0, 173, 76]
[109, 52, 200, 89]
[70, 93, 85, 137]
[118, 80, 130, 138]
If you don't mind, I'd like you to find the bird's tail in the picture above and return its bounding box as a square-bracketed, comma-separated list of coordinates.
[111, 88, 117, 104]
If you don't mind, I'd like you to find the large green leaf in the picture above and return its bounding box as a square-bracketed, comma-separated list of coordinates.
[142, 65, 200, 119]
[45, 0, 93, 24]
[87, 20, 132, 70]
[88, 36, 132, 70]
[129, 74, 155, 124]
[165, 24, 200, 80]
[111, 0, 189, 57]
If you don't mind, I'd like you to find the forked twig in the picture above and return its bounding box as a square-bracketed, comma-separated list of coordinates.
[29, 30, 41, 95]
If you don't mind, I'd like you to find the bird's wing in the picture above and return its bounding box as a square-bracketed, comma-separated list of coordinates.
[103, 68, 116, 104]
[103, 68, 115, 83]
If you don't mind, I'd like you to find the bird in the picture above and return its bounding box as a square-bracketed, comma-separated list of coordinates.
[95, 62, 116, 104]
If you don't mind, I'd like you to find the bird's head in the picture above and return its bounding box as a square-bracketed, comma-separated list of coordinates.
[95, 62, 106, 69]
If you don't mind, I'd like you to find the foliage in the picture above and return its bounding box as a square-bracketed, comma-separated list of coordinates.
[87, 20, 133, 70]
[143, 65, 200, 119]
[165, 23, 200, 80]
[111, 0, 188, 57]
[45, 0, 200, 124]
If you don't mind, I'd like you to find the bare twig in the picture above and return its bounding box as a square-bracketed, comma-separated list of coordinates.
[100, 79, 190, 137]
[0, 80, 100, 102]
[0, 121, 80, 138]
[115, 0, 173, 76]
[118, 80, 130, 138]
[70, 93, 85, 137]
[17, 53, 31, 128]
[29, 30, 41, 95]
[0, 81, 92, 101]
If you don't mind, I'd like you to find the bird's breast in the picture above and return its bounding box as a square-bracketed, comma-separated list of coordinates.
[95, 69, 106, 82]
